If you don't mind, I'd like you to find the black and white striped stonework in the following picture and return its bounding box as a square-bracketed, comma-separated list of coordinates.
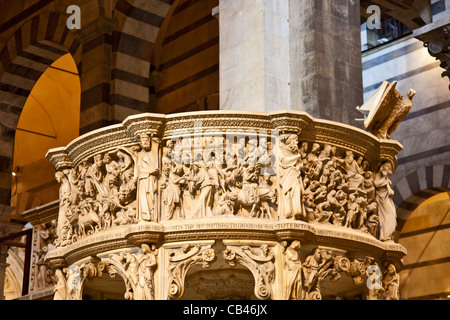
[0, 12, 82, 205]
[393, 165, 450, 232]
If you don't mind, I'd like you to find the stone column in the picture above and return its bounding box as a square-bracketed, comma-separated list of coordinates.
[219, 0, 363, 126]
[78, 17, 116, 135]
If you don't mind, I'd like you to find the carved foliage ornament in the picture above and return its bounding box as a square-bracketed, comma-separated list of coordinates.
[167, 244, 216, 300]
[223, 244, 275, 300]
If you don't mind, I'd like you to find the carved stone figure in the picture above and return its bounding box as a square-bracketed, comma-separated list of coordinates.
[381, 264, 400, 300]
[283, 240, 303, 300]
[303, 249, 350, 300]
[136, 244, 158, 300]
[55, 171, 72, 241]
[336, 151, 365, 192]
[256, 173, 276, 219]
[278, 134, 305, 220]
[357, 80, 415, 139]
[374, 162, 397, 241]
[53, 269, 67, 300]
[135, 134, 159, 222]
[303, 249, 321, 289]
[161, 165, 186, 220]
[188, 163, 215, 218]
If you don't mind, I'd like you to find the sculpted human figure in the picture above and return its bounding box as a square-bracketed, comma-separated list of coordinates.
[278, 134, 305, 220]
[305, 143, 322, 182]
[53, 269, 67, 300]
[161, 165, 186, 220]
[284, 240, 303, 300]
[374, 162, 396, 241]
[135, 134, 159, 222]
[136, 244, 158, 300]
[257, 173, 276, 219]
[344, 193, 359, 228]
[241, 164, 261, 216]
[381, 264, 400, 300]
[188, 163, 215, 218]
[55, 171, 72, 242]
[87, 153, 108, 198]
[336, 151, 365, 191]
[299, 142, 309, 162]
[303, 249, 322, 289]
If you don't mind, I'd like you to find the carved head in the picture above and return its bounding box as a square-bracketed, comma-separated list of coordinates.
[139, 134, 151, 151]
[387, 264, 397, 275]
[55, 171, 65, 183]
[311, 143, 320, 153]
[380, 162, 393, 177]
[260, 244, 269, 256]
[286, 134, 299, 152]
[141, 244, 151, 253]
[93, 154, 104, 168]
[290, 240, 301, 250]
[300, 142, 308, 151]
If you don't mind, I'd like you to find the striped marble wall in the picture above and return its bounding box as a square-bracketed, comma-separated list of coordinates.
[0, 10, 82, 207]
[0, 0, 221, 211]
[154, 0, 219, 114]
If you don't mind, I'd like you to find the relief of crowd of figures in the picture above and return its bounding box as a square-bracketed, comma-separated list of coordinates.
[51, 240, 400, 300]
[53, 132, 397, 248]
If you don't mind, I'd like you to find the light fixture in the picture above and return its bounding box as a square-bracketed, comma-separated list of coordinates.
[11, 171, 16, 177]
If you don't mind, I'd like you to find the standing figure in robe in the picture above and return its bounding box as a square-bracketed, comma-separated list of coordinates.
[374, 162, 397, 241]
[278, 134, 305, 220]
[136, 134, 159, 222]
[284, 240, 303, 300]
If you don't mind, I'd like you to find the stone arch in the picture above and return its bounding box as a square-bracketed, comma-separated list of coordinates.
[111, 0, 174, 118]
[79, 258, 130, 300]
[0, 12, 82, 206]
[392, 164, 450, 232]
[99, 257, 138, 300]
[4, 248, 24, 300]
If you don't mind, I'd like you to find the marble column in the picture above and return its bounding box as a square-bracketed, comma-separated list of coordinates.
[219, 0, 363, 126]
[78, 16, 116, 135]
